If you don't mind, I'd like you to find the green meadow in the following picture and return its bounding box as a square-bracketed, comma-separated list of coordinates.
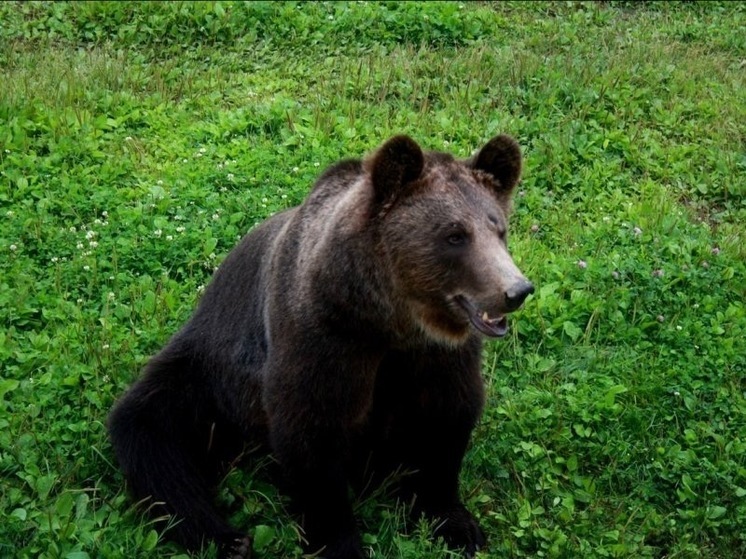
[1, 2, 744, 557]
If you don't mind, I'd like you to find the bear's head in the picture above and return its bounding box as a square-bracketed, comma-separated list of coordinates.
[368, 134, 533, 344]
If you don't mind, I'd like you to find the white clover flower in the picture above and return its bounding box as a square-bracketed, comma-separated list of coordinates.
[314, 162, 320, 167]
[676, 325, 683, 331]
[293, 166, 299, 173]
[154, 229, 162, 238]
[711, 247, 720, 255]
[108, 292, 115, 299]
[212, 213, 220, 220]
[209, 252, 216, 260]
[83, 265, 90, 271]
[157, 180, 164, 186]
[197, 284, 205, 294]
[89, 241, 98, 248]
[86, 230, 96, 240]
[51, 257, 59, 264]
[176, 226, 185, 233]
[577, 260, 587, 269]
[125, 136, 133, 141]
[9, 244, 17, 251]
[611, 270, 620, 280]
[6, 210, 14, 217]
[530, 224, 539, 233]
[281, 194, 288, 200]
[102, 344, 110, 350]
[227, 173, 235, 181]
[166, 235, 173, 241]
[70, 226, 77, 233]
[633, 226, 642, 236]
[220, 187, 227, 193]
[183, 158, 188, 163]
[657, 315, 665, 323]
[102, 211, 108, 218]
[77, 242, 84, 250]
[77, 298, 84, 304]
[199, 147, 207, 154]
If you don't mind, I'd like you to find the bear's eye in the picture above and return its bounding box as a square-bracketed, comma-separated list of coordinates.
[446, 228, 469, 246]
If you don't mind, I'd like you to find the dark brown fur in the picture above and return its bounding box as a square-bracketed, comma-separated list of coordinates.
[108, 134, 533, 559]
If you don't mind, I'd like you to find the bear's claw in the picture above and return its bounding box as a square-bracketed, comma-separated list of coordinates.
[430, 504, 486, 557]
[220, 535, 252, 559]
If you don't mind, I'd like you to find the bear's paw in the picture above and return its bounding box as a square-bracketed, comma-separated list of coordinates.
[317, 532, 367, 559]
[218, 534, 253, 559]
[431, 504, 486, 558]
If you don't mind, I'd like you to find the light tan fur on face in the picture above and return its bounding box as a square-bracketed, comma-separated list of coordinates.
[381, 155, 528, 345]
[269, 135, 528, 347]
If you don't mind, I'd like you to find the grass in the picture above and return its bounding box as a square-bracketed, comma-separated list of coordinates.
[1, 1, 745, 558]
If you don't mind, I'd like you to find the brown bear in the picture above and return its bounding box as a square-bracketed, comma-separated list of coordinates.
[107, 134, 533, 559]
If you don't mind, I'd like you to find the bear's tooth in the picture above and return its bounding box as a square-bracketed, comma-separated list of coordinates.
[482, 311, 489, 322]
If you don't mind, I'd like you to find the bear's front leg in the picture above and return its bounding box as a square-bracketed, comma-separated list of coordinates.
[279, 454, 365, 559]
[372, 340, 487, 557]
[264, 349, 379, 559]
[404, 408, 486, 559]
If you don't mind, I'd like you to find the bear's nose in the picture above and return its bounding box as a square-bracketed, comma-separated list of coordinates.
[504, 280, 534, 311]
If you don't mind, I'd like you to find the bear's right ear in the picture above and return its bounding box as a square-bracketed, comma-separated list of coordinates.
[368, 135, 424, 213]
[470, 134, 522, 195]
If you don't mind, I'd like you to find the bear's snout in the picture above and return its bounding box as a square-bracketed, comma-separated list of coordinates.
[504, 279, 534, 312]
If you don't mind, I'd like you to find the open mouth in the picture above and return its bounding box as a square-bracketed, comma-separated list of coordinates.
[454, 295, 509, 338]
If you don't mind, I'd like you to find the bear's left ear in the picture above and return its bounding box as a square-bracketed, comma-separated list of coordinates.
[369, 135, 424, 213]
[470, 134, 522, 195]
